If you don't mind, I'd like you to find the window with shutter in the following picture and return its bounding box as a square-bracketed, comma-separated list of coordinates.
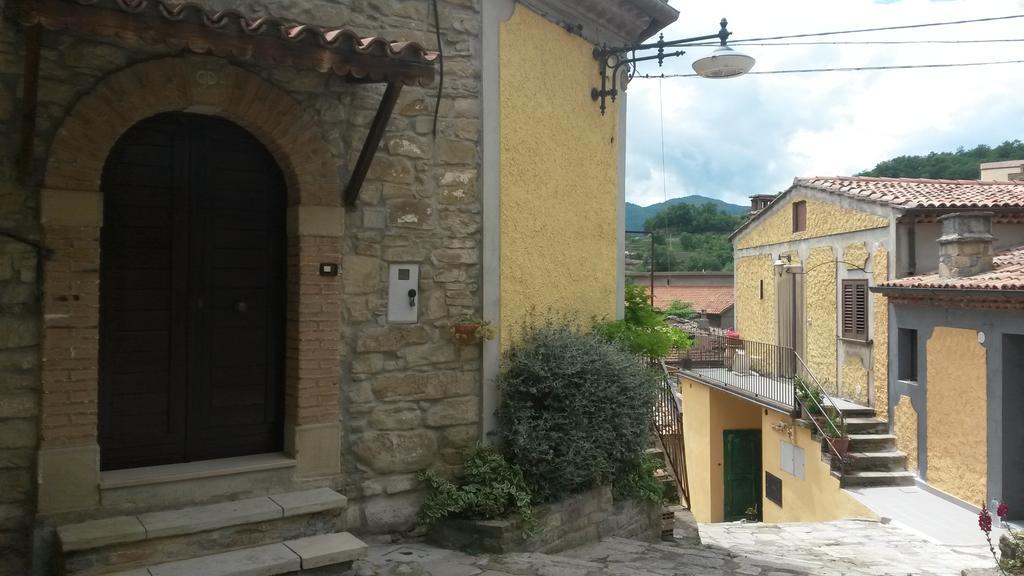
[842, 279, 869, 340]
[792, 201, 807, 232]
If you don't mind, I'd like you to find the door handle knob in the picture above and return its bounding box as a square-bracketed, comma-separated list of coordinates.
[407, 289, 417, 307]
[235, 301, 248, 313]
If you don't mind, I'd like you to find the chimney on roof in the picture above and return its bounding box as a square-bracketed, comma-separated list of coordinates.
[749, 193, 777, 214]
[937, 212, 994, 279]
[980, 160, 1024, 181]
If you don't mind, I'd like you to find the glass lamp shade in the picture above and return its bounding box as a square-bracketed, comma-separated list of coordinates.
[692, 45, 755, 78]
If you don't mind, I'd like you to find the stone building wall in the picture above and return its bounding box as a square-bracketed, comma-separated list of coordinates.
[0, 0, 482, 571]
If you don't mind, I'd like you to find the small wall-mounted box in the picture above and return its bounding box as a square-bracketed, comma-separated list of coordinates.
[387, 264, 419, 323]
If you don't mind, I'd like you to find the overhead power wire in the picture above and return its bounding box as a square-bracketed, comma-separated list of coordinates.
[683, 38, 1024, 47]
[723, 13, 1024, 44]
[637, 59, 1024, 79]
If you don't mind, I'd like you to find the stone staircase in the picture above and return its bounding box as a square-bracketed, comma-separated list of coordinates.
[829, 407, 916, 488]
[55, 488, 366, 576]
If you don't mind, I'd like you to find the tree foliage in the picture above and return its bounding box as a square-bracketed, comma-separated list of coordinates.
[858, 140, 1024, 180]
[593, 285, 692, 359]
[628, 203, 743, 272]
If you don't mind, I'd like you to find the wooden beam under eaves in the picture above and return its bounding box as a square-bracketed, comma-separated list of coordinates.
[344, 82, 403, 207]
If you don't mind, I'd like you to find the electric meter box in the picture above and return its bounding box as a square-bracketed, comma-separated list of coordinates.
[387, 264, 419, 323]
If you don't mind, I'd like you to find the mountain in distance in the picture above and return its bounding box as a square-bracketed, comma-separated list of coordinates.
[626, 195, 748, 231]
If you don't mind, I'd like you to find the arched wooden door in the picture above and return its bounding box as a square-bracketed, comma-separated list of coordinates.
[99, 113, 286, 470]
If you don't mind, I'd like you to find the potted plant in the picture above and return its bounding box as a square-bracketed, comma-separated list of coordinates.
[449, 316, 496, 345]
[823, 409, 849, 459]
[794, 376, 825, 420]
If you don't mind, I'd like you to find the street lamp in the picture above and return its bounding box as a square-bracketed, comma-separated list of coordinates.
[591, 18, 755, 115]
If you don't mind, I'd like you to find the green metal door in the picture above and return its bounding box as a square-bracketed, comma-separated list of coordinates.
[724, 430, 762, 522]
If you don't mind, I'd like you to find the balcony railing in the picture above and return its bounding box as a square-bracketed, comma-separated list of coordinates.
[666, 330, 798, 413]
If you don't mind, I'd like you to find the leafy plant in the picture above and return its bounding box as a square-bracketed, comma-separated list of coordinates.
[593, 285, 692, 359]
[661, 299, 697, 320]
[449, 316, 496, 344]
[823, 409, 846, 438]
[794, 376, 825, 416]
[497, 320, 660, 503]
[417, 444, 532, 528]
[1003, 530, 1024, 575]
[612, 453, 667, 503]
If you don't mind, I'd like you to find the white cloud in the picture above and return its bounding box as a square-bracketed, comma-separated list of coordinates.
[625, 0, 1024, 207]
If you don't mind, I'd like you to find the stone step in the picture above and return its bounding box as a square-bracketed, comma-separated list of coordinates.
[59, 488, 348, 576]
[840, 470, 917, 488]
[109, 532, 367, 576]
[845, 451, 908, 472]
[643, 444, 667, 467]
[846, 433, 897, 453]
[837, 407, 878, 419]
[844, 417, 889, 435]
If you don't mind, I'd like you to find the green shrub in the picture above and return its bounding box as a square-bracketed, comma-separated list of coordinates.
[661, 299, 697, 320]
[593, 285, 692, 359]
[612, 453, 667, 503]
[497, 320, 660, 503]
[1003, 531, 1024, 574]
[417, 444, 532, 528]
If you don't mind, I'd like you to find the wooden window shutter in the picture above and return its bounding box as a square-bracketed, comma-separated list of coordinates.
[792, 201, 807, 232]
[842, 279, 868, 340]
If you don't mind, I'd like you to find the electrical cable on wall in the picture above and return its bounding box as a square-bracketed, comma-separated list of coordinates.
[431, 0, 444, 140]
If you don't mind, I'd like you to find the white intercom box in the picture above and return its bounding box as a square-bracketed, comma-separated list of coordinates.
[387, 264, 419, 323]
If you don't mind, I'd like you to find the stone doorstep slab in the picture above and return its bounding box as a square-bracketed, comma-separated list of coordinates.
[107, 533, 367, 576]
[269, 487, 347, 518]
[283, 532, 369, 569]
[58, 488, 347, 551]
[58, 515, 147, 552]
[147, 542, 300, 576]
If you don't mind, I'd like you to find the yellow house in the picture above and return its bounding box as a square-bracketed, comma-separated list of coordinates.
[675, 175, 1024, 523]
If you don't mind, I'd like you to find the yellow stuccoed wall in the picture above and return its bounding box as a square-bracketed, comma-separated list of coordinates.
[841, 357, 870, 406]
[762, 412, 877, 523]
[844, 242, 868, 270]
[872, 247, 890, 418]
[894, 395, 919, 472]
[734, 255, 776, 344]
[735, 197, 889, 250]
[680, 378, 761, 523]
[805, 247, 837, 384]
[926, 327, 987, 506]
[498, 5, 619, 341]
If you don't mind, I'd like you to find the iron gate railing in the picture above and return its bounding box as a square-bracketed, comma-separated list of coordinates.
[654, 361, 689, 508]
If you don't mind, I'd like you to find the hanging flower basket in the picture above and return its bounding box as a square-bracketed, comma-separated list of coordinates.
[449, 318, 496, 345]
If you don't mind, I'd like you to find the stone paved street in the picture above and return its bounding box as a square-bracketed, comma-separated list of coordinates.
[336, 518, 997, 576]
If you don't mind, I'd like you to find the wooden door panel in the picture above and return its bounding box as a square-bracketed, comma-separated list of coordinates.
[100, 113, 284, 470]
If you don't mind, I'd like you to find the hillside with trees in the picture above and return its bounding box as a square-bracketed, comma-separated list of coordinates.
[858, 140, 1024, 180]
[626, 202, 745, 272]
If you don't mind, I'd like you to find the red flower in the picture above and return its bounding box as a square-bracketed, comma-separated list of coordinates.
[979, 506, 992, 533]
[997, 502, 1009, 520]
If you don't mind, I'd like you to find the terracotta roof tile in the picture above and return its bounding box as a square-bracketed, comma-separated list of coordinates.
[880, 245, 1024, 291]
[19, 0, 438, 84]
[795, 176, 1024, 210]
[649, 285, 734, 315]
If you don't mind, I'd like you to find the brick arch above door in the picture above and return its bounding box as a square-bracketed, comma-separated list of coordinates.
[37, 56, 345, 514]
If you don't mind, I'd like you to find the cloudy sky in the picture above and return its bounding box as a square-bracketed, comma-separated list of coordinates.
[624, 0, 1024, 207]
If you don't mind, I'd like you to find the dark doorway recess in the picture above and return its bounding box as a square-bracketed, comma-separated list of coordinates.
[99, 113, 286, 471]
[1004, 334, 1024, 520]
[724, 429, 762, 522]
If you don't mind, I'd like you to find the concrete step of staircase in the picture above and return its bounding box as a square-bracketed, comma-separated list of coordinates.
[840, 470, 917, 488]
[109, 532, 367, 576]
[844, 417, 889, 435]
[845, 451, 908, 472]
[59, 488, 348, 576]
[847, 433, 898, 453]
[837, 406, 878, 419]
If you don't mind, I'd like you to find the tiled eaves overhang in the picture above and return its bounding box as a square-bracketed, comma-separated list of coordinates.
[730, 176, 1024, 241]
[521, 0, 679, 44]
[15, 0, 439, 86]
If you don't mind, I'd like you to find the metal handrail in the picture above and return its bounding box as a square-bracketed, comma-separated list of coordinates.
[793, 353, 847, 469]
[654, 361, 690, 508]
